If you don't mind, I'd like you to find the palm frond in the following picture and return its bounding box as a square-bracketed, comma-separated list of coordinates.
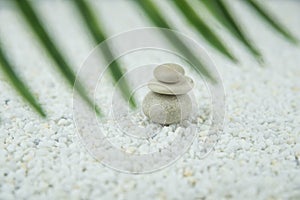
[171, 0, 238, 63]
[12, 0, 101, 115]
[0, 0, 298, 118]
[201, 0, 262, 62]
[134, 0, 215, 82]
[0, 44, 46, 117]
[243, 0, 299, 44]
[72, 0, 136, 108]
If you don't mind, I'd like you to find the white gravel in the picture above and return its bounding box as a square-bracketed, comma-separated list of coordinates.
[1, 0, 300, 199]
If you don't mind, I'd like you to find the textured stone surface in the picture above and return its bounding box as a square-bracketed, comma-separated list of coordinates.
[154, 63, 185, 83]
[148, 76, 194, 95]
[142, 92, 192, 124]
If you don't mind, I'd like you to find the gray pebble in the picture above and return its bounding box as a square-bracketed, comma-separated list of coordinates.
[148, 76, 194, 95]
[142, 92, 192, 125]
[154, 63, 185, 83]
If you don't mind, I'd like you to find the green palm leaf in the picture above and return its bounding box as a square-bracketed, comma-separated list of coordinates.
[243, 0, 299, 44]
[134, 0, 215, 82]
[72, 0, 136, 108]
[12, 0, 101, 115]
[201, 0, 262, 62]
[0, 44, 46, 117]
[171, 0, 238, 63]
[0, 0, 298, 118]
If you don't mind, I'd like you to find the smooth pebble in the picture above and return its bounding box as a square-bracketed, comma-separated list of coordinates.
[154, 63, 185, 83]
[142, 92, 192, 124]
[148, 76, 194, 95]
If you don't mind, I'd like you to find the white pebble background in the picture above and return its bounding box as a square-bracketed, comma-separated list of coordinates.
[0, 0, 300, 199]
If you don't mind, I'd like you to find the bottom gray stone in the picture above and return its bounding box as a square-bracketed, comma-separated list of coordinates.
[142, 92, 192, 125]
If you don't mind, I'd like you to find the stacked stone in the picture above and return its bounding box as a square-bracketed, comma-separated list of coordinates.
[142, 63, 194, 125]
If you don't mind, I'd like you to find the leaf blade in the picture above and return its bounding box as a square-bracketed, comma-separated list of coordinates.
[72, 0, 136, 108]
[172, 0, 238, 63]
[13, 0, 102, 116]
[0, 44, 46, 117]
[201, 0, 262, 62]
[134, 0, 215, 82]
[244, 0, 299, 44]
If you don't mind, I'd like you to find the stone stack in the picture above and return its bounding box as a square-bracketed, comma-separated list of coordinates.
[142, 63, 194, 125]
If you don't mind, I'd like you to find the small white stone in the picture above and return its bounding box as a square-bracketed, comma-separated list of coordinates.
[154, 63, 185, 83]
[294, 143, 300, 156]
[58, 118, 70, 126]
[22, 151, 35, 161]
[6, 145, 15, 153]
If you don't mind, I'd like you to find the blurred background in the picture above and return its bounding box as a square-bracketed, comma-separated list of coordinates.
[0, 0, 300, 199]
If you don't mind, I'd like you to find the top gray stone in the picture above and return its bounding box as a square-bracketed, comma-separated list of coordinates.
[154, 63, 185, 83]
